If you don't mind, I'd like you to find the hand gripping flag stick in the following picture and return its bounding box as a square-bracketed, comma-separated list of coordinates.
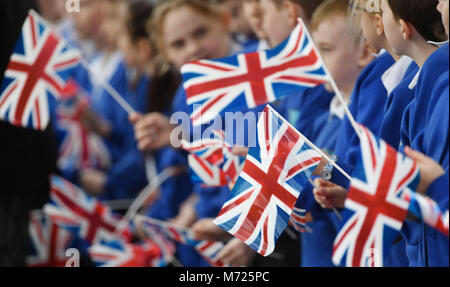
[114, 165, 187, 237]
[270, 106, 350, 219]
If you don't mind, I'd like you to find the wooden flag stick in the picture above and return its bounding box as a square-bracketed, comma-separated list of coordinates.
[298, 18, 362, 138]
[79, 57, 135, 115]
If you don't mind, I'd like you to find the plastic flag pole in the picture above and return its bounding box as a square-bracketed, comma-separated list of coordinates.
[79, 57, 135, 114]
[114, 166, 186, 237]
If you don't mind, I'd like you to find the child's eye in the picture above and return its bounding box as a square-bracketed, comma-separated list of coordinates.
[171, 40, 185, 49]
[319, 45, 334, 52]
[192, 27, 208, 39]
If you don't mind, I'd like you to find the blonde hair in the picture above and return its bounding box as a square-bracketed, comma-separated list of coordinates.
[312, 0, 364, 45]
[149, 0, 222, 54]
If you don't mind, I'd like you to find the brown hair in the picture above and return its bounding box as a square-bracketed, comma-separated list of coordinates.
[149, 0, 222, 54]
[126, 0, 155, 42]
[271, 0, 325, 20]
[386, 0, 446, 42]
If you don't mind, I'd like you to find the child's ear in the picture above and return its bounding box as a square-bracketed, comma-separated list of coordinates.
[374, 13, 385, 36]
[399, 19, 413, 40]
[357, 39, 376, 68]
[283, 0, 308, 29]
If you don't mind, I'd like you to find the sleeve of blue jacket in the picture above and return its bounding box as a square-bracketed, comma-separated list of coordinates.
[332, 52, 395, 187]
[103, 147, 147, 200]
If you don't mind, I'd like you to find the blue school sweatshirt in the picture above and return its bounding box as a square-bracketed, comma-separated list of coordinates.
[380, 61, 419, 149]
[99, 62, 149, 200]
[276, 85, 334, 141]
[331, 51, 395, 188]
[400, 44, 449, 267]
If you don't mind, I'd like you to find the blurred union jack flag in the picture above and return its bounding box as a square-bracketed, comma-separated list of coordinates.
[136, 216, 229, 267]
[402, 190, 449, 237]
[289, 207, 308, 233]
[27, 211, 76, 267]
[55, 81, 110, 174]
[213, 105, 321, 256]
[332, 125, 420, 267]
[44, 175, 132, 245]
[89, 238, 168, 267]
[181, 19, 328, 126]
[0, 10, 80, 130]
[181, 130, 243, 187]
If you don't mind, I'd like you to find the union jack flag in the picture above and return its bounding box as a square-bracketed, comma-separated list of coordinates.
[181, 19, 328, 126]
[27, 211, 76, 267]
[89, 239, 167, 267]
[402, 190, 449, 237]
[181, 130, 243, 187]
[55, 81, 110, 174]
[332, 125, 420, 267]
[0, 10, 80, 130]
[213, 105, 321, 256]
[44, 175, 132, 245]
[135, 216, 229, 267]
[289, 207, 308, 233]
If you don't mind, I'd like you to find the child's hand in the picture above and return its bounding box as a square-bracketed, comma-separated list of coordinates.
[79, 168, 107, 196]
[191, 218, 231, 241]
[232, 147, 249, 157]
[81, 108, 111, 138]
[404, 146, 445, 194]
[313, 178, 348, 209]
[130, 112, 174, 151]
[216, 238, 256, 266]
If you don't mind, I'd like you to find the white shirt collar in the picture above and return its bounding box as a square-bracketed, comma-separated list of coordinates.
[257, 39, 270, 52]
[382, 56, 414, 96]
[409, 68, 421, 90]
[427, 40, 449, 48]
[329, 95, 346, 120]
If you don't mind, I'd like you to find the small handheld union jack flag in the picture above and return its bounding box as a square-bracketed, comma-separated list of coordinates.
[0, 10, 80, 130]
[181, 19, 328, 126]
[213, 105, 321, 256]
[332, 125, 420, 267]
[135, 216, 230, 267]
[44, 175, 132, 245]
[289, 207, 308, 233]
[55, 81, 110, 174]
[89, 238, 167, 267]
[27, 211, 76, 267]
[402, 190, 449, 237]
[181, 130, 243, 187]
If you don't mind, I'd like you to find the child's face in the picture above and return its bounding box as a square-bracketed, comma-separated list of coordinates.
[98, 1, 125, 50]
[118, 33, 139, 68]
[222, 0, 252, 35]
[359, 11, 381, 50]
[380, 0, 404, 54]
[161, 6, 231, 69]
[243, 0, 267, 39]
[260, 0, 294, 47]
[72, 0, 104, 40]
[437, 0, 449, 37]
[312, 15, 362, 95]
